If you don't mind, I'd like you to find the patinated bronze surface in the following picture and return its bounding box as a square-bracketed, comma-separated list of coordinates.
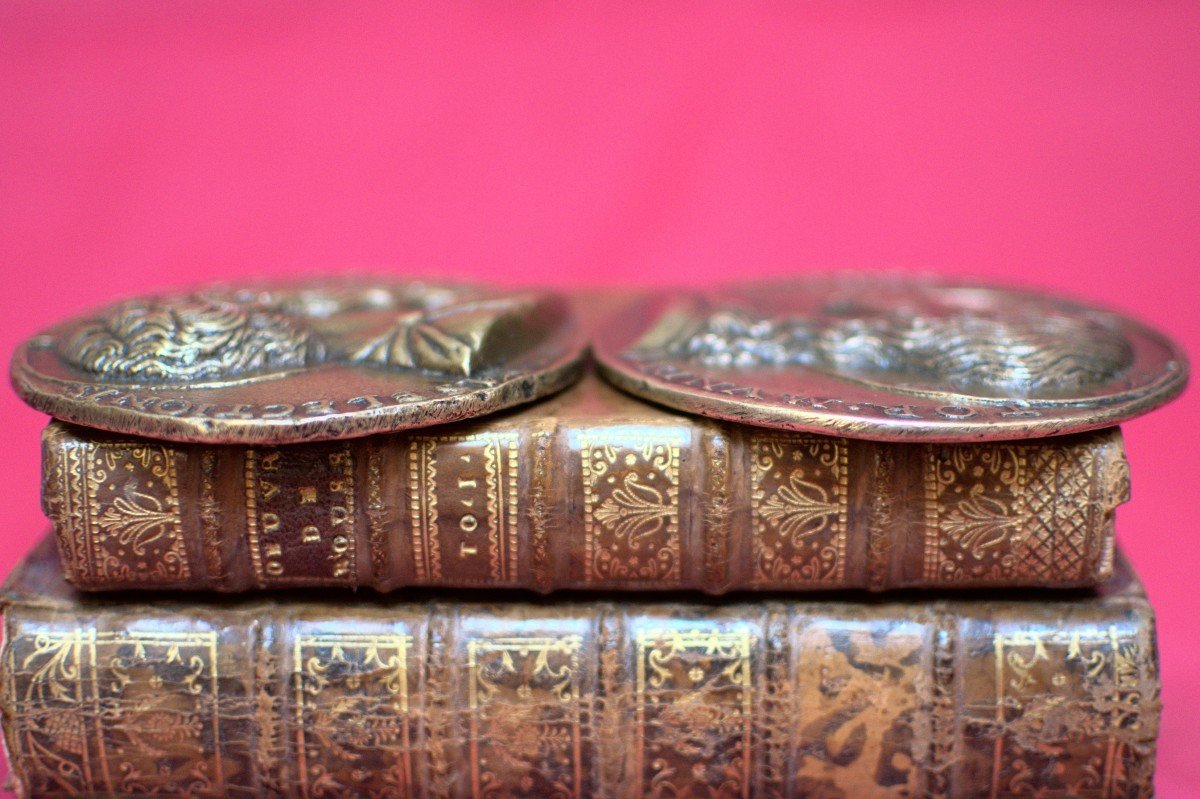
[593, 274, 1188, 441]
[11, 278, 587, 443]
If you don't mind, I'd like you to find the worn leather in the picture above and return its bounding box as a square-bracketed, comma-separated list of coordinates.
[41, 370, 1129, 594]
[1, 536, 1158, 798]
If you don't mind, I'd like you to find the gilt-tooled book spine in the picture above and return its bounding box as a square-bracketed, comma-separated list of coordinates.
[0, 536, 1159, 799]
[42, 373, 1130, 594]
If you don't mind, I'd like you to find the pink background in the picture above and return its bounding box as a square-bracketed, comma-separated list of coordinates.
[2, 3, 1197, 795]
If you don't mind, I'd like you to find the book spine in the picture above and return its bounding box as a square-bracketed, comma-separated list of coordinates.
[41, 420, 1128, 593]
[0, 593, 1158, 798]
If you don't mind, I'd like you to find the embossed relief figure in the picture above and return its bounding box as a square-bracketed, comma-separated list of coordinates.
[595, 276, 1186, 440]
[62, 294, 319, 382]
[627, 282, 1135, 402]
[59, 281, 549, 382]
[13, 278, 586, 442]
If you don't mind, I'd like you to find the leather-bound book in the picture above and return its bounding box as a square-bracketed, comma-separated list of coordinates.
[1, 535, 1158, 798]
[42, 370, 1129, 594]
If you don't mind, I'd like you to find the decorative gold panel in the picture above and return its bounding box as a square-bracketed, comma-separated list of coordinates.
[293, 634, 412, 799]
[408, 432, 520, 585]
[5, 630, 221, 797]
[467, 635, 584, 798]
[579, 429, 683, 585]
[45, 432, 189, 586]
[749, 432, 848, 586]
[635, 627, 753, 798]
[923, 445, 1095, 584]
[963, 626, 1158, 799]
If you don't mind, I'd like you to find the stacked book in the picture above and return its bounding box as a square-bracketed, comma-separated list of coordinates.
[2, 274, 1187, 798]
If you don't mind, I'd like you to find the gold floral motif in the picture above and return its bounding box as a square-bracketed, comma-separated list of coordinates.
[635, 627, 753, 799]
[95, 489, 177, 556]
[924, 441, 1099, 585]
[5, 630, 222, 797]
[580, 430, 683, 585]
[294, 634, 412, 799]
[759, 471, 839, 542]
[69, 439, 190, 585]
[749, 433, 848, 586]
[45, 429, 190, 587]
[940, 492, 1021, 560]
[926, 439, 1104, 583]
[10, 633, 90, 796]
[975, 626, 1159, 799]
[593, 473, 675, 545]
[468, 636, 583, 799]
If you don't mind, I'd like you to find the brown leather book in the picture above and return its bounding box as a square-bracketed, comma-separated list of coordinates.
[42, 370, 1129, 594]
[1, 535, 1158, 798]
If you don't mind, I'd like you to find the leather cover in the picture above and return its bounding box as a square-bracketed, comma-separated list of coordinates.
[41, 371, 1129, 594]
[0, 535, 1158, 798]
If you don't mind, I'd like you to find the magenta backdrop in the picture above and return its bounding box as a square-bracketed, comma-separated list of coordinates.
[2, 3, 1198, 795]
